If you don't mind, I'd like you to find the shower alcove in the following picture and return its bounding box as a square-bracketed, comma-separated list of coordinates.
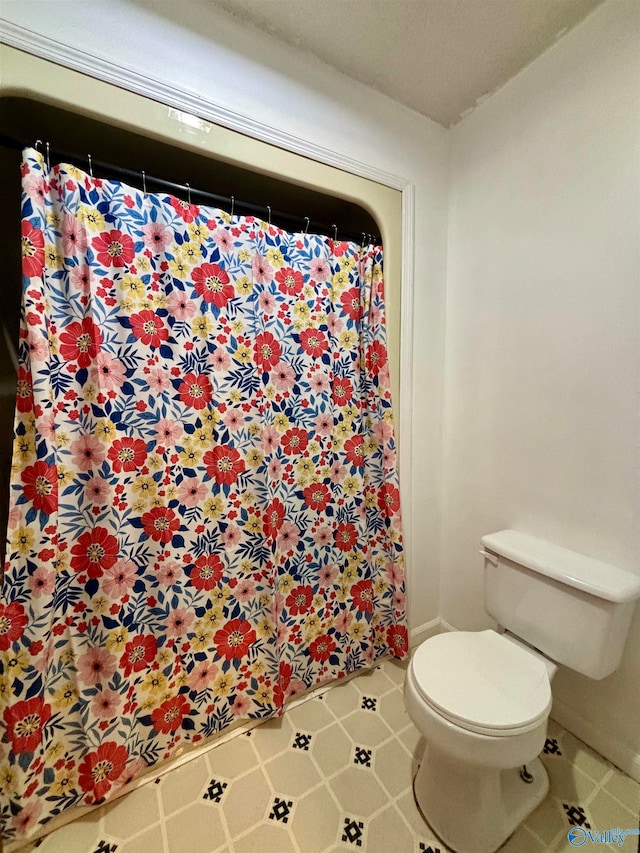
[0, 43, 405, 565]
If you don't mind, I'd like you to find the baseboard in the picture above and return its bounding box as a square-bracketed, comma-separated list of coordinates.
[409, 617, 448, 647]
[551, 698, 640, 783]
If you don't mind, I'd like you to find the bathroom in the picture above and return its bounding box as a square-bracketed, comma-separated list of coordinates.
[0, 0, 638, 851]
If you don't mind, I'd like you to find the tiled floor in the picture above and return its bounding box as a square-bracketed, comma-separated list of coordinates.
[17, 656, 640, 853]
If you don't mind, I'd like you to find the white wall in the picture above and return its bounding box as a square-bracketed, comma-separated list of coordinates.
[443, 0, 640, 775]
[0, 0, 450, 631]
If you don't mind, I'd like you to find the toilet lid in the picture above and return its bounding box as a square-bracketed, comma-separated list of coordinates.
[411, 630, 552, 736]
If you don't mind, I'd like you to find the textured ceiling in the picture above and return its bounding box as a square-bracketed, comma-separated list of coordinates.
[214, 0, 603, 127]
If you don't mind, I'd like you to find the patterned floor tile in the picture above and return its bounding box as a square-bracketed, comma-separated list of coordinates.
[233, 820, 298, 853]
[340, 815, 367, 848]
[264, 749, 322, 797]
[525, 796, 573, 846]
[164, 801, 227, 853]
[249, 715, 294, 762]
[540, 755, 600, 801]
[159, 753, 209, 816]
[18, 664, 640, 853]
[102, 784, 160, 839]
[202, 777, 230, 804]
[267, 795, 296, 825]
[375, 736, 414, 796]
[350, 665, 396, 697]
[341, 707, 393, 747]
[587, 788, 637, 833]
[207, 731, 260, 777]
[286, 695, 335, 732]
[352, 744, 374, 768]
[366, 805, 416, 853]
[323, 681, 362, 719]
[499, 826, 547, 852]
[558, 731, 613, 783]
[291, 787, 342, 851]
[223, 767, 272, 839]
[312, 723, 353, 777]
[378, 688, 413, 731]
[329, 765, 389, 817]
[37, 813, 103, 853]
[602, 767, 640, 813]
[116, 823, 164, 853]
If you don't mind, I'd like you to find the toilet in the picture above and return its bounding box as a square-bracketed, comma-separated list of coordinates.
[404, 530, 640, 853]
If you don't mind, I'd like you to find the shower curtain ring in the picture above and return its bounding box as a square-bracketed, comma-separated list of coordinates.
[332, 224, 338, 241]
[185, 182, 191, 205]
[230, 196, 235, 217]
[34, 139, 43, 153]
[266, 205, 272, 227]
[45, 141, 51, 171]
[141, 170, 147, 195]
[304, 216, 310, 235]
[87, 154, 93, 179]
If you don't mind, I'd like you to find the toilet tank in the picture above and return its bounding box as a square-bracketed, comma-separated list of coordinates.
[481, 531, 640, 680]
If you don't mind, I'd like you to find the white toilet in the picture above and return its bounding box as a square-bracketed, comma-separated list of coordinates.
[404, 530, 640, 853]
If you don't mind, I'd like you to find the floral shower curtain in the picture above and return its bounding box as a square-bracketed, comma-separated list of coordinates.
[0, 148, 407, 842]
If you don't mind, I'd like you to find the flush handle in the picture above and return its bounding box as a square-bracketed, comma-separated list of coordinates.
[479, 549, 499, 566]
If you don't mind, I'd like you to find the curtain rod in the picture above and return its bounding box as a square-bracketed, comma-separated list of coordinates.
[0, 135, 379, 245]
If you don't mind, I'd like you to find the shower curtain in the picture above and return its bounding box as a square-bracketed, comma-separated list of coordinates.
[0, 148, 406, 842]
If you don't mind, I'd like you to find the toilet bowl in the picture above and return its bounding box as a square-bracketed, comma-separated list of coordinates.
[404, 630, 552, 853]
[404, 530, 640, 853]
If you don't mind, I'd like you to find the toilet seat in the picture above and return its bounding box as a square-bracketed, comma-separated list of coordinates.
[411, 630, 552, 737]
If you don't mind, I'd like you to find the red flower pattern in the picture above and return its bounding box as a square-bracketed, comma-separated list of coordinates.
[378, 483, 401, 517]
[299, 328, 328, 358]
[15, 367, 33, 413]
[253, 332, 281, 370]
[331, 376, 353, 406]
[340, 287, 362, 321]
[120, 634, 157, 676]
[334, 522, 358, 552]
[21, 460, 58, 515]
[285, 585, 313, 616]
[203, 445, 245, 485]
[0, 601, 29, 651]
[141, 507, 180, 544]
[59, 317, 103, 367]
[188, 554, 224, 590]
[192, 263, 234, 306]
[3, 697, 52, 754]
[302, 483, 331, 512]
[92, 229, 135, 268]
[151, 695, 190, 734]
[78, 742, 129, 799]
[281, 427, 308, 455]
[130, 310, 169, 347]
[107, 437, 147, 473]
[309, 634, 336, 662]
[178, 373, 213, 409]
[344, 435, 365, 468]
[214, 618, 257, 660]
[351, 580, 374, 614]
[21, 220, 45, 277]
[70, 527, 120, 578]
[275, 266, 304, 296]
[264, 498, 286, 539]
